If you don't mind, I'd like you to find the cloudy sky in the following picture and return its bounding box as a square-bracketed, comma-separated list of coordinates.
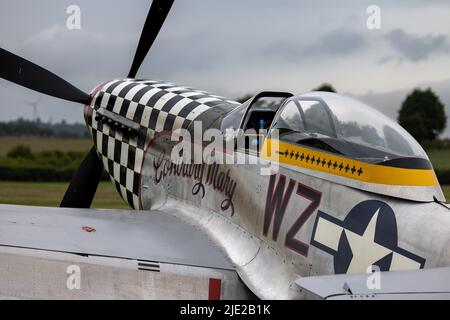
[1, 0, 450, 136]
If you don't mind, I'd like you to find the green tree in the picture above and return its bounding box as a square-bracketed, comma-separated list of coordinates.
[398, 88, 446, 142]
[312, 83, 336, 93]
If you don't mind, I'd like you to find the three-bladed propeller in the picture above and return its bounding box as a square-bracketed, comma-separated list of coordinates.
[128, 0, 174, 78]
[0, 48, 90, 104]
[60, 146, 104, 208]
[0, 0, 175, 208]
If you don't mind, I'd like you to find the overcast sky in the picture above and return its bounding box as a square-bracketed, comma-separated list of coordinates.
[1, 0, 450, 135]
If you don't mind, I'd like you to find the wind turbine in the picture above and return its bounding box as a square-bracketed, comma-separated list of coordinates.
[24, 95, 41, 122]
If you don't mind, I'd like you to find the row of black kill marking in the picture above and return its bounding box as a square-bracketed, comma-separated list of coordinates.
[276, 149, 364, 176]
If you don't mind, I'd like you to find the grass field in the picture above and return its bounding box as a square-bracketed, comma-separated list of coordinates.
[0, 181, 129, 209]
[443, 185, 450, 201]
[428, 149, 450, 170]
[0, 137, 128, 209]
[0, 137, 92, 156]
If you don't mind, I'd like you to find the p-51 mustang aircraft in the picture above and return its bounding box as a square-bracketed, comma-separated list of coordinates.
[0, 0, 449, 300]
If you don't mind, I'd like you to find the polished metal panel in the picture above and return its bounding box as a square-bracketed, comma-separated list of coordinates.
[139, 132, 450, 299]
[0, 204, 233, 270]
[296, 267, 450, 300]
[0, 246, 249, 299]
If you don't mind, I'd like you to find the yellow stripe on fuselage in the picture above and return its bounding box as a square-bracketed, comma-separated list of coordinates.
[261, 139, 438, 187]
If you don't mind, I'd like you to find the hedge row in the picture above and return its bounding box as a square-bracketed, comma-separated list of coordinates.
[436, 169, 450, 186]
[0, 146, 109, 182]
[0, 146, 448, 185]
[0, 165, 109, 182]
[422, 139, 450, 150]
[0, 164, 449, 185]
[0, 165, 76, 182]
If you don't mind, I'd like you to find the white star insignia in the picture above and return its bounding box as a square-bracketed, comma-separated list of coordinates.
[344, 208, 392, 273]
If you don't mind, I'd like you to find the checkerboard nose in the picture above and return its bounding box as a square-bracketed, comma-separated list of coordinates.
[83, 78, 239, 210]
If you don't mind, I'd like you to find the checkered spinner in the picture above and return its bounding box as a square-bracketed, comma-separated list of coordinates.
[86, 79, 238, 209]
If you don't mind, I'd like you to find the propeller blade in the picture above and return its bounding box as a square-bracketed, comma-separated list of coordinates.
[60, 146, 103, 208]
[0, 48, 89, 104]
[127, 0, 174, 78]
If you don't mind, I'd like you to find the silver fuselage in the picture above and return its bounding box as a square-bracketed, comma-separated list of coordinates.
[85, 79, 450, 299]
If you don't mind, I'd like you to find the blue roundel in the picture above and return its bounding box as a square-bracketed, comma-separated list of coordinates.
[335, 200, 397, 274]
[310, 199, 426, 274]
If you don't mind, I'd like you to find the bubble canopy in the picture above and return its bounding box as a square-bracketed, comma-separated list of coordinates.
[271, 92, 428, 163]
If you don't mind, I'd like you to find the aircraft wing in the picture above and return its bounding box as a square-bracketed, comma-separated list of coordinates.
[295, 267, 450, 300]
[0, 204, 250, 299]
